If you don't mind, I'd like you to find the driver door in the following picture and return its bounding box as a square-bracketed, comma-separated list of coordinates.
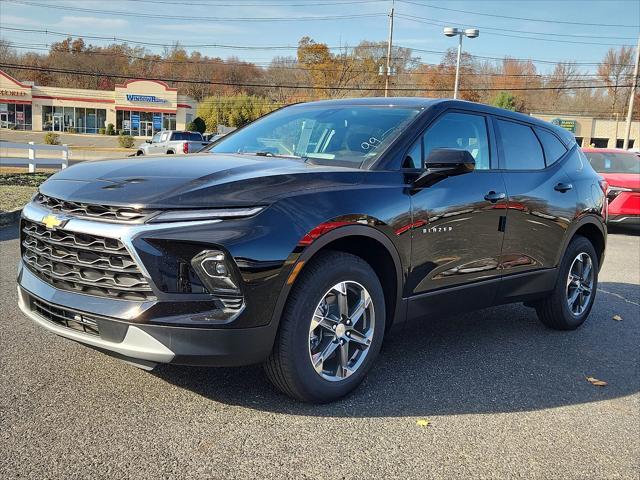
[406, 110, 507, 320]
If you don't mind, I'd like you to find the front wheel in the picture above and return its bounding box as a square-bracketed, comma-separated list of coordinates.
[535, 235, 599, 330]
[264, 251, 386, 403]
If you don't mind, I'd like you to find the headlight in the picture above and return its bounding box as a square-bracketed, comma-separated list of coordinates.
[607, 186, 632, 201]
[148, 207, 264, 223]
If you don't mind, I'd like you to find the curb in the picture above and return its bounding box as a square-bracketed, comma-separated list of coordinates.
[0, 209, 21, 226]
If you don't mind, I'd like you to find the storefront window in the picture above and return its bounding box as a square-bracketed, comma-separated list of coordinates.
[163, 113, 176, 131]
[116, 110, 175, 137]
[0, 103, 32, 130]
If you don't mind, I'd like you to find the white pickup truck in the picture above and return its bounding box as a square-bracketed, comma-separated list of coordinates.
[135, 130, 209, 156]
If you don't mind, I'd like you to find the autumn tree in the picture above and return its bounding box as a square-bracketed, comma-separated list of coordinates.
[597, 46, 634, 117]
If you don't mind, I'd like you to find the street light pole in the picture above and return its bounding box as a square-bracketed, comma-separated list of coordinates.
[384, 1, 395, 98]
[453, 33, 463, 100]
[623, 36, 640, 150]
[444, 27, 479, 100]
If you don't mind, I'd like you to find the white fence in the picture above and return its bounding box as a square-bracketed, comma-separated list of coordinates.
[0, 141, 69, 172]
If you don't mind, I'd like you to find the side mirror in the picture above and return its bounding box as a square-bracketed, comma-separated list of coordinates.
[146, 139, 152, 144]
[413, 149, 475, 188]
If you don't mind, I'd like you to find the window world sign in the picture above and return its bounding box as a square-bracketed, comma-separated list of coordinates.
[551, 118, 577, 133]
[125, 94, 168, 104]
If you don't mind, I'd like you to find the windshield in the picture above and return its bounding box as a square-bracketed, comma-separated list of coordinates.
[584, 151, 640, 174]
[206, 105, 421, 166]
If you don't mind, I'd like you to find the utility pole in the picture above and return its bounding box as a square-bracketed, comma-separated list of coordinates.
[623, 36, 640, 150]
[384, 0, 395, 98]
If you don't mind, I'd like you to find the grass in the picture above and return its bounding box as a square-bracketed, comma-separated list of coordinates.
[0, 172, 53, 212]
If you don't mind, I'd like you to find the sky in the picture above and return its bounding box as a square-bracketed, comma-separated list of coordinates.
[0, 0, 638, 74]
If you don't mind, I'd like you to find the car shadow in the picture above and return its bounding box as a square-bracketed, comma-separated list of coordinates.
[153, 281, 639, 416]
[0, 222, 19, 241]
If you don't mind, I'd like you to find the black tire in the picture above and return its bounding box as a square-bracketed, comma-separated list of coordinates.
[166, 150, 174, 155]
[535, 235, 599, 330]
[264, 251, 386, 403]
[136, 150, 144, 156]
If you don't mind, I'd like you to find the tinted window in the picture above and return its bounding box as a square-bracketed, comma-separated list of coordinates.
[497, 120, 545, 170]
[185, 132, 203, 141]
[584, 151, 640, 174]
[537, 129, 567, 165]
[423, 112, 490, 169]
[404, 140, 422, 168]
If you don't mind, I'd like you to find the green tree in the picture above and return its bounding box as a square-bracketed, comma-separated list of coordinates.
[492, 91, 518, 111]
[186, 116, 206, 133]
[197, 94, 276, 132]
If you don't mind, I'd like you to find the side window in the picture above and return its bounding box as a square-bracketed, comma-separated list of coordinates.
[160, 131, 169, 143]
[536, 128, 567, 165]
[151, 133, 161, 143]
[403, 140, 422, 168]
[497, 119, 545, 170]
[423, 112, 490, 170]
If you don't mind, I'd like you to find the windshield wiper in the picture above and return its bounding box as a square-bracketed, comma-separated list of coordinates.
[252, 151, 302, 159]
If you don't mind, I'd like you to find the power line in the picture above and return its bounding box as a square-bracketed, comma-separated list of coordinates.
[397, 0, 640, 28]
[4, 43, 634, 81]
[396, 14, 636, 47]
[2, 26, 636, 68]
[3, 0, 386, 22]
[2, 63, 633, 93]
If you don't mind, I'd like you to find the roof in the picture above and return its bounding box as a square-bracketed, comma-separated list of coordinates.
[291, 97, 575, 145]
[294, 97, 444, 108]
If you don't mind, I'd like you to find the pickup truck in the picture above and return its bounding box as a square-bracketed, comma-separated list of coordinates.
[135, 130, 208, 156]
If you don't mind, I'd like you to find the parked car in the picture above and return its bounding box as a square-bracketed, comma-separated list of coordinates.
[135, 130, 208, 156]
[583, 148, 640, 225]
[17, 98, 606, 403]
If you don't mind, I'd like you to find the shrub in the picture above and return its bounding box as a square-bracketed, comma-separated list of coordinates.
[106, 123, 115, 135]
[118, 134, 135, 148]
[44, 132, 60, 145]
[98, 127, 106, 135]
[186, 116, 206, 134]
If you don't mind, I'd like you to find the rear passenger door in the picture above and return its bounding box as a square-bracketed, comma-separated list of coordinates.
[494, 118, 576, 275]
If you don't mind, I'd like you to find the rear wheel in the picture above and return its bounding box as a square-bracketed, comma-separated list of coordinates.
[535, 235, 598, 330]
[264, 251, 385, 403]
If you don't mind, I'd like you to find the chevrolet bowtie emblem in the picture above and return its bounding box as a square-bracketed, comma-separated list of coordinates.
[41, 214, 67, 230]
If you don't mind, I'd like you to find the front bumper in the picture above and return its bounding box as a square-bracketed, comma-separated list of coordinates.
[16, 201, 283, 368]
[18, 282, 276, 368]
[608, 214, 640, 225]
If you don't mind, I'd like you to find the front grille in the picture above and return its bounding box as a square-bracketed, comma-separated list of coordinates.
[35, 193, 155, 223]
[31, 295, 100, 336]
[21, 219, 155, 301]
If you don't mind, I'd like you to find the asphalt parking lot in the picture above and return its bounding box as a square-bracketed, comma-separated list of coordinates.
[0, 224, 638, 479]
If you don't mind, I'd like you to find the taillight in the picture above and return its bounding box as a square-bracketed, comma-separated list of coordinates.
[183, 142, 189, 154]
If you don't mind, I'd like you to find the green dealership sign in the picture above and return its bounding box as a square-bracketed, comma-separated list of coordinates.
[551, 118, 577, 133]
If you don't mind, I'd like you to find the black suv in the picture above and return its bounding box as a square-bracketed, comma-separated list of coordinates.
[17, 98, 606, 402]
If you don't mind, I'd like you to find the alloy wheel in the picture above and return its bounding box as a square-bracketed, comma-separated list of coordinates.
[566, 252, 594, 316]
[308, 281, 375, 382]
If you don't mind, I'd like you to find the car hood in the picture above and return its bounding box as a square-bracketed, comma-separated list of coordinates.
[600, 173, 640, 190]
[38, 153, 362, 209]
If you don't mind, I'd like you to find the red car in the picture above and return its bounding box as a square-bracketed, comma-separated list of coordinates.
[582, 148, 640, 225]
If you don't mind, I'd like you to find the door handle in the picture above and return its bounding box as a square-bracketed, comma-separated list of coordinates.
[484, 191, 506, 203]
[554, 183, 573, 192]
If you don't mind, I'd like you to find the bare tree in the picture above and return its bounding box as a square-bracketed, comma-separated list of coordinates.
[597, 46, 634, 117]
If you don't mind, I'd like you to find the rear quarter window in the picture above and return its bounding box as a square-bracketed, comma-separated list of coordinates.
[536, 128, 567, 166]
